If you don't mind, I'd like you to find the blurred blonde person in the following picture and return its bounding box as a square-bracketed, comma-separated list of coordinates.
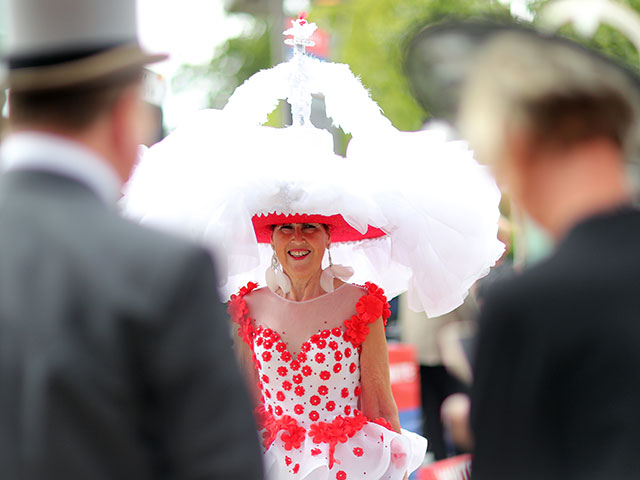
[459, 28, 640, 480]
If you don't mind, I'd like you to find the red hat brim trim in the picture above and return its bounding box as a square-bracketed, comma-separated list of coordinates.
[252, 213, 386, 243]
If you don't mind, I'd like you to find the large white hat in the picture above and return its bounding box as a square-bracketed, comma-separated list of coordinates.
[3, 0, 167, 92]
[122, 17, 505, 317]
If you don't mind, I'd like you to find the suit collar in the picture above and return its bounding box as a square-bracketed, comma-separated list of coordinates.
[1, 131, 122, 205]
[559, 204, 640, 248]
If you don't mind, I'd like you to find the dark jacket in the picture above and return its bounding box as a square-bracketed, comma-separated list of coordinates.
[471, 207, 640, 480]
[0, 170, 263, 479]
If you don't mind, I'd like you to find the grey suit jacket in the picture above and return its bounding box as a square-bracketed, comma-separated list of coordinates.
[0, 170, 263, 479]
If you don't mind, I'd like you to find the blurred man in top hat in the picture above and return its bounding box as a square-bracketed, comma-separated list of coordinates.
[0, 1, 263, 479]
[457, 28, 640, 480]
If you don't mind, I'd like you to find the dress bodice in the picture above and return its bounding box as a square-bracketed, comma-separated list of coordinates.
[229, 282, 426, 480]
[252, 316, 361, 430]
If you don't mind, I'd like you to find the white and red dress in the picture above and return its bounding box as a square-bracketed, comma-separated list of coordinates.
[229, 281, 427, 480]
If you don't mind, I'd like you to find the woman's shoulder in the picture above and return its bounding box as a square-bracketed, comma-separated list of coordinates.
[340, 282, 368, 296]
[345, 281, 387, 301]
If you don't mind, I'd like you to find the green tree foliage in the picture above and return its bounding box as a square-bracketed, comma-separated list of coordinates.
[173, 17, 272, 110]
[311, 0, 511, 130]
[530, 0, 640, 71]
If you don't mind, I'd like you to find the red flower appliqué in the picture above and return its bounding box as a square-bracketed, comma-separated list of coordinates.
[258, 411, 307, 451]
[372, 417, 394, 430]
[342, 282, 391, 347]
[308, 412, 368, 469]
[302, 365, 312, 377]
[353, 447, 364, 457]
[227, 282, 258, 346]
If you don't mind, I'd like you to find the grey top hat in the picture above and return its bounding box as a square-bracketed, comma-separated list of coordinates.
[4, 0, 167, 92]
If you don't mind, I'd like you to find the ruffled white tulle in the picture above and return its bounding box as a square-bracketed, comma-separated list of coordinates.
[263, 425, 427, 480]
[121, 53, 504, 317]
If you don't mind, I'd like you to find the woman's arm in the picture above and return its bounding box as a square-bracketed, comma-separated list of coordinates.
[359, 316, 402, 434]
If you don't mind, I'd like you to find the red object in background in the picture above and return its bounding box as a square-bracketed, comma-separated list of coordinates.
[285, 18, 331, 59]
[418, 454, 472, 480]
[387, 342, 420, 412]
[308, 27, 330, 59]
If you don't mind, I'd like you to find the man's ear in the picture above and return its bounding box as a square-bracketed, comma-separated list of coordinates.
[504, 129, 536, 171]
[111, 85, 148, 169]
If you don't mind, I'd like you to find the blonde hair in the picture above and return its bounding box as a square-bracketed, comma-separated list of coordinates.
[458, 32, 640, 167]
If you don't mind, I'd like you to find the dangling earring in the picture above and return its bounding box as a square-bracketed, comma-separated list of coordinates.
[320, 247, 354, 293]
[265, 252, 291, 294]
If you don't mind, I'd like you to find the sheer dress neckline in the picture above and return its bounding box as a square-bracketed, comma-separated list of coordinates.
[245, 283, 365, 358]
[266, 283, 349, 305]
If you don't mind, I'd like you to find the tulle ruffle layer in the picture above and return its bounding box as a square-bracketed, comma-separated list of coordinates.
[262, 422, 427, 480]
[122, 108, 503, 316]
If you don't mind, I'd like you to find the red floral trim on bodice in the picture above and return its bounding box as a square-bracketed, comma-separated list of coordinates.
[343, 282, 391, 347]
[227, 281, 259, 346]
[256, 405, 370, 469]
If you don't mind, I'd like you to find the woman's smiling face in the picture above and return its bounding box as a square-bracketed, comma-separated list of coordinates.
[271, 223, 330, 281]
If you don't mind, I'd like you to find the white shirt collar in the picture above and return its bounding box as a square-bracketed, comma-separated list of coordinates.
[1, 131, 122, 204]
